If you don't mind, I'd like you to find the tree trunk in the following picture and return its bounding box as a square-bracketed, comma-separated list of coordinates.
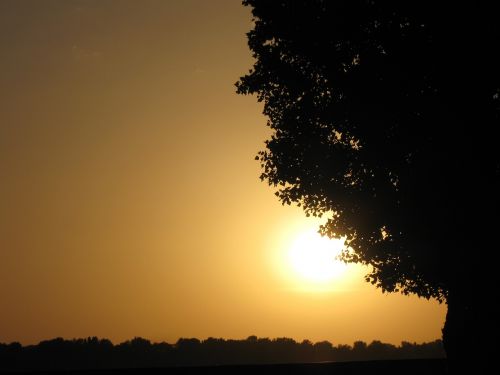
[442, 285, 496, 372]
[442, 290, 467, 372]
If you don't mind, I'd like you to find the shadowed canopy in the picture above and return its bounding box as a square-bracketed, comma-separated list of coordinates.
[237, 0, 499, 299]
[237, 0, 499, 364]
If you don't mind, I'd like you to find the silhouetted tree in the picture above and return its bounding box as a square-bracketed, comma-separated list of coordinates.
[236, 0, 499, 367]
[0, 336, 445, 371]
[353, 340, 368, 358]
[313, 340, 334, 362]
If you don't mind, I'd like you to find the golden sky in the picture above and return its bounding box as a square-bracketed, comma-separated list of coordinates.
[0, 0, 445, 345]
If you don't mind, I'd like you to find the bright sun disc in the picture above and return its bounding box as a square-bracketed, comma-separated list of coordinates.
[288, 228, 347, 283]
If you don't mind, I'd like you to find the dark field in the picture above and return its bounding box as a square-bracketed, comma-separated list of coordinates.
[2, 359, 447, 375]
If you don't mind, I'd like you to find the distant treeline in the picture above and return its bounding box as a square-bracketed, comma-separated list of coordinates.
[0, 336, 445, 371]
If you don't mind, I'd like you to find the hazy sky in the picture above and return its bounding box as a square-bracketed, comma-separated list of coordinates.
[0, 0, 445, 345]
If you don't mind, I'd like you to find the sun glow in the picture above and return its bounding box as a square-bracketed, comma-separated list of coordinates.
[268, 219, 368, 293]
[288, 228, 347, 283]
[288, 230, 346, 282]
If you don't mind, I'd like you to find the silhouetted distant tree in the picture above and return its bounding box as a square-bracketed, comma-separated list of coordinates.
[236, 0, 499, 368]
[0, 336, 444, 371]
[353, 340, 368, 358]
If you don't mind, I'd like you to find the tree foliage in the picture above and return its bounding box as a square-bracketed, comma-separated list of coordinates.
[237, 0, 499, 302]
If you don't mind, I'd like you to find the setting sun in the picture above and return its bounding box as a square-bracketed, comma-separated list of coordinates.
[288, 229, 347, 283]
[269, 219, 369, 293]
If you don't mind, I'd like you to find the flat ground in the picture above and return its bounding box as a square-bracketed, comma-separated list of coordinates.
[7, 359, 447, 375]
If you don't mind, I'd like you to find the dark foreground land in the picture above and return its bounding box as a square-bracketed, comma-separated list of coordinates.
[2, 359, 447, 375]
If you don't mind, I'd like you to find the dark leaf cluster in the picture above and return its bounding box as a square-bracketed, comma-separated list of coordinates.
[236, 0, 500, 302]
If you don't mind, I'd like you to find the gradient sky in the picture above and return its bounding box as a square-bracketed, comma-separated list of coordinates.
[0, 0, 445, 346]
